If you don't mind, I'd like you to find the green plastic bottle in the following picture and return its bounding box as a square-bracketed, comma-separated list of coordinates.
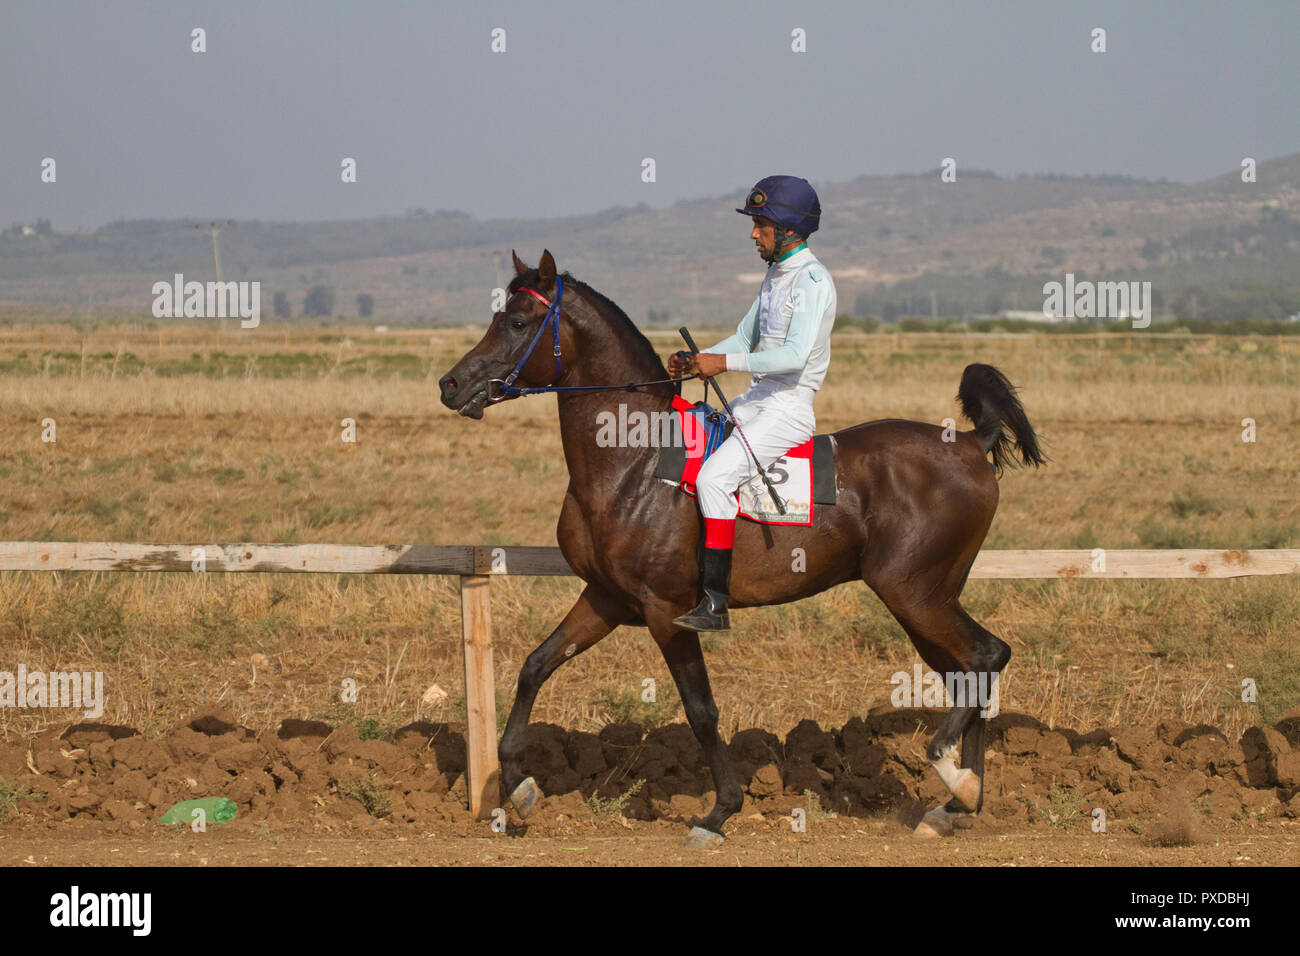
[158, 796, 238, 825]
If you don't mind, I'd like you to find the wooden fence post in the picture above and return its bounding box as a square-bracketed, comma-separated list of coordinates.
[459, 574, 500, 818]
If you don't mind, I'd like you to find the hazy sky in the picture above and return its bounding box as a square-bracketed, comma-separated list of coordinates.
[2, 0, 1297, 230]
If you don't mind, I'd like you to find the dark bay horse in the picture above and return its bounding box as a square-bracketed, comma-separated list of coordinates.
[439, 250, 1045, 846]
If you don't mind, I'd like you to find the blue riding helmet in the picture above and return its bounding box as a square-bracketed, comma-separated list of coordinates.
[735, 175, 821, 236]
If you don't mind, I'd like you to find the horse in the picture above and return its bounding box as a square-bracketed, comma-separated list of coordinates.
[438, 249, 1046, 846]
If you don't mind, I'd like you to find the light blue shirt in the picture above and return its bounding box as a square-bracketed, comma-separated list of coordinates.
[703, 245, 837, 392]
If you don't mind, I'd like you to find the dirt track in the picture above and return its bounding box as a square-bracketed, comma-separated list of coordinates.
[4, 704, 1299, 866]
[6, 826, 1300, 867]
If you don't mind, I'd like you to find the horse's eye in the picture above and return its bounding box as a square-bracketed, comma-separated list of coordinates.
[511, 317, 527, 331]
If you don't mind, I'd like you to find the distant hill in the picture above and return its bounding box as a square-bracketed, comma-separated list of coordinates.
[3, 154, 1299, 325]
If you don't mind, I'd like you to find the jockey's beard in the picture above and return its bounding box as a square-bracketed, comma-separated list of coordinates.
[760, 231, 805, 264]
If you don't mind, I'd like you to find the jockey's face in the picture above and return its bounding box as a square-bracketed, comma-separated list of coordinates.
[750, 216, 776, 258]
[750, 216, 792, 263]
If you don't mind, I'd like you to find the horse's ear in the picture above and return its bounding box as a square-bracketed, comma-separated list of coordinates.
[511, 250, 528, 277]
[538, 249, 557, 288]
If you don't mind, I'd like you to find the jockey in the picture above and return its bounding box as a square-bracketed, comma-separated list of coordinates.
[667, 175, 837, 631]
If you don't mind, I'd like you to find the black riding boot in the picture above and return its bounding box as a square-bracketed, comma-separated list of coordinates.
[672, 546, 733, 631]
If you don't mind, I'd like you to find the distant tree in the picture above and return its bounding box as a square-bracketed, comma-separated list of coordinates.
[1040, 246, 1066, 267]
[273, 292, 290, 318]
[357, 293, 375, 318]
[303, 284, 335, 317]
[34, 218, 53, 236]
[1140, 239, 1165, 262]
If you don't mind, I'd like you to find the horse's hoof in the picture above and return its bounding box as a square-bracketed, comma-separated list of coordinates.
[510, 777, 542, 818]
[950, 768, 980, 813]
[682, 825, 725, 849]
[913, 807, 956, 839]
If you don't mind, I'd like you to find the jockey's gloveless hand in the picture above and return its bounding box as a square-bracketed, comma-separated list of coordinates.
[668, 351, 727, 378]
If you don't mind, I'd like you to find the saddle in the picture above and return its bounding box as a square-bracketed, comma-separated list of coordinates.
[654, 395, 837, 526]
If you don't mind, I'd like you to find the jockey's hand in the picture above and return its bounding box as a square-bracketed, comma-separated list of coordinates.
[668, 351, 693, 377]
[668, 351, 728, 378]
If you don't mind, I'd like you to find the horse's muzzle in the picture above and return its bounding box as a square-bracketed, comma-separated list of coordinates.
[438, 373, 489, 419]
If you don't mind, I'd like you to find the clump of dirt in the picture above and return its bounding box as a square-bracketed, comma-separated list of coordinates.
[1, 702, 1296, 835]
[1145, 793, 1207, 847]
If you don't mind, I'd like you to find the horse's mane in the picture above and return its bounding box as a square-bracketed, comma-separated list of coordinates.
[508, 269, 666, 374]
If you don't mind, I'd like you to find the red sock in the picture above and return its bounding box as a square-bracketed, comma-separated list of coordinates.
[703, 517, 736, 549]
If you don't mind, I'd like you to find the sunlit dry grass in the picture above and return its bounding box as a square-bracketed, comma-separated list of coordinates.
[0, 323, 1297, 742]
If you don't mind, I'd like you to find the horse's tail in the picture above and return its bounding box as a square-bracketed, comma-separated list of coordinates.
[957, 363, 1047, 476]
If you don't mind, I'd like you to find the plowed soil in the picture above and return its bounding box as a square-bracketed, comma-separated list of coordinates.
[3, 704, 1300, 866]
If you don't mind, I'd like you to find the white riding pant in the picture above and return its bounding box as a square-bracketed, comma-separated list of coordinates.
[695, 383, 816, 521]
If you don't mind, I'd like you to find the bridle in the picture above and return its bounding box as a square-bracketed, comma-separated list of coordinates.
[487, 274, 696, 400]
[487, 276, 565, 402]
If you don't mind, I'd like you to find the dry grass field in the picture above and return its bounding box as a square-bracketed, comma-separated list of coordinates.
[0, 320, 1297, 749]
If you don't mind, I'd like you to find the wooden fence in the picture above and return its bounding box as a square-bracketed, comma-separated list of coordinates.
[3, 542, 1298, 817]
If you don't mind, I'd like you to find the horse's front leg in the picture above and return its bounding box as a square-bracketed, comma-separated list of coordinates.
[648, 618, 745, 848]
[499, 583, 634, 817]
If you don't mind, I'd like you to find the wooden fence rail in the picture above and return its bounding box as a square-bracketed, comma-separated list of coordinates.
[3, 542, 1297, 816]
[4, 543, 1298, 578]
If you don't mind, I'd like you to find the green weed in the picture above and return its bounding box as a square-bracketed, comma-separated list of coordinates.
[586, 779, 644, 821]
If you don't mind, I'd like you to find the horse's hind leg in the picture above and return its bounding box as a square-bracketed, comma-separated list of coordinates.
[952, 711, 989, 814]
[650, 621, 744, 848]
[944, 613, 1009, 809]
[869, 580, 1009, 837]
[498, 584, 633, 817]
[915, 615, 1009, 837]
[912, 702, 981, 838]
